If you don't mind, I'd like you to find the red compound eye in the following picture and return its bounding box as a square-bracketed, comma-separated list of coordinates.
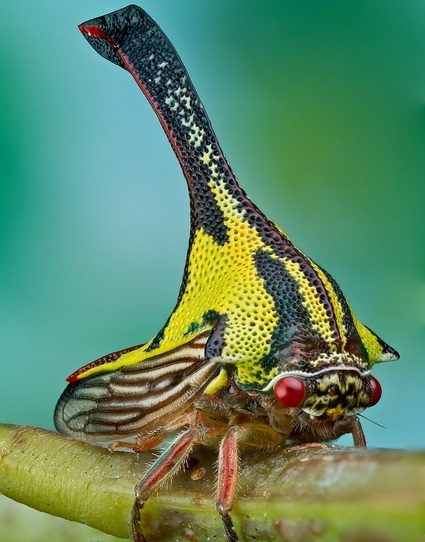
[274, 377, 306, 407]
[369, 376, 382, 407]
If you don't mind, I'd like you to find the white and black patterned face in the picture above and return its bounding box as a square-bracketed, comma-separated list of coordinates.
[302, 371, 373, 420]
[271, 369, 382, 421]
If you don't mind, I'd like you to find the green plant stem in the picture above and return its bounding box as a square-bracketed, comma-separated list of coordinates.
[0, 424, 424, 541]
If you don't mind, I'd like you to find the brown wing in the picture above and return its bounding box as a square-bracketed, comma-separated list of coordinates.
[54, 330, 219, 444]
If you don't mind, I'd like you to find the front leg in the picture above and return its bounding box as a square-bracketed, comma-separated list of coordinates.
[217, 422, 285, 542]
[351, 416, 366, 447]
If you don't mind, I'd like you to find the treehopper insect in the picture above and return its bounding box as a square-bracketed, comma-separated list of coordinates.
[54, 5, 399, 541]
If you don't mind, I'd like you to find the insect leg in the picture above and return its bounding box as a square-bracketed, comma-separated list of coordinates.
[216, 426, 240, 542]
[132, 413, 227, 542]
[217, 423, 284, 542]
[351, 416, 367, 447]
[109, 430, 166, 453]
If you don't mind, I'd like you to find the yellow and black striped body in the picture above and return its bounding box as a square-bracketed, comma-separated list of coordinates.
[55, 6, 398, 444]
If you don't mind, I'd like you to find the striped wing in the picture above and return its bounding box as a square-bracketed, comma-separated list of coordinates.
[54, 331, 219, 444]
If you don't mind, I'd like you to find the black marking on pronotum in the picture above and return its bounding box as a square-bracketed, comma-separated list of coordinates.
[80, 6, 230, 245]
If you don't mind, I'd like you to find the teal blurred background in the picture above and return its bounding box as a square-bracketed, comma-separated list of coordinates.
[1, 0, 424, 458]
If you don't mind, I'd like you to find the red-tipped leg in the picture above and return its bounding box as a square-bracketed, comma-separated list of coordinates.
[217, 426, 241, 541]
[131, 414, 226, 541]
[216, 422, 284, 542]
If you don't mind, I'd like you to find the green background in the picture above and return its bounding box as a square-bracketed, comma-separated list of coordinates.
[1, 0, 424, 458]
